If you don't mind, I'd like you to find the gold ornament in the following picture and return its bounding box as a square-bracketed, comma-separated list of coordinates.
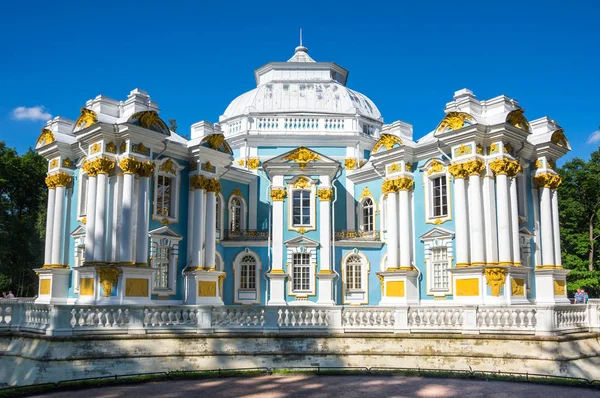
[382, 177, 414, 193]
[535, 159, 543, 169]
[119, 157, 140, 174]
[62, 158, 73, 169]
[201, 161, 216, 173]
[206, 178, 221, 193]
[137, 161, 155, 178]
[90, 142, 101, 155]
[317, 188, 333, 201]
[293, 177, 311, 189]
[344, 158, 357, 170]
[237, 159, 245, 167]
[372, 134, 403, 152]
[506, 108, 530, 133]
[120, 142, 127, 153]
[136, 111, 169, 133]
[534, 172, 562, 189]
[159, 158, 177, 175]
[98, 267, 120, 298]
[49, 158, 59, 169]
[454, 144, 472, 157]
[476, 144, 483, 155]
[36, 128, 55, 148]
[297, 228, 307, 234]
[436, 112, 473, 132]
[105, 142, 116, 154]
[189, 161, 198, 171]
[284, 147, 321, 170]
[360, 186, 373, 199]
[45, 172, 72, 189]
[463, 159, 485, 176]
[489, 158, 521, 177]
[247, 158, 260, 169]
[551, 129, 569, 147]
[511, 278, 525, 296]
[405, 162, 412, 172]
[489, 143, 499, 154]
[504, 142, 513, 154]
[448, 163, 469, 179]
[190, 175, 208, 190]
[132, 142, 151, 156]
[485, 268, 507, 297]
[427, 160, 445, 175]
[75, 108, 98, 129]
[270, 188, 286, 201]
[387, 163, 401, 173]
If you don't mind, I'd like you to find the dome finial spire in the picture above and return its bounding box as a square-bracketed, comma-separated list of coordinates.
[300, 28, 303, 47]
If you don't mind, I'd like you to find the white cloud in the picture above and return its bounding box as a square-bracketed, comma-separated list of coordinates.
[587, 130, 600, 144]
[11, 106, 52, 121]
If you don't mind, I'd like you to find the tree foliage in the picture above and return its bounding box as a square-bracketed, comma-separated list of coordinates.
[558, 149, 600, 296]
[0, 142, 47, 296]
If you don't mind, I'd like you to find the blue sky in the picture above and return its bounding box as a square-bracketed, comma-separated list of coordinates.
[1, 0, 598, 164]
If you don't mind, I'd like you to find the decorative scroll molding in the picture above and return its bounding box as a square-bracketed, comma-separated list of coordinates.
[436, 112, 473, 132]
[534, 172, 562, 189]
[271, 188, 286, 201]
[485, 268, 507, 297]
[372, 134, 403, 153]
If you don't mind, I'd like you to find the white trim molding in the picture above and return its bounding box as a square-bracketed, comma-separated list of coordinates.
[152, 157, 184, 224]
[149, 226, 183, 296]
[341, 248, 370, 305]
[420, 227, 454, 298]
[233, 248, 261, 305]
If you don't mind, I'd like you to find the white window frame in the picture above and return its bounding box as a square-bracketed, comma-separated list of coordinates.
[379, 195, 387, 242]
[71, 225, 86, 293]
[516, 165, 528, 222]
[228, 192, 247, 233]
[285, 236, 319, 298]
[420, 227, 454, 297]
[215, 251, 224, 299]
[76, 167, 88, 220]
[149, 226, 183, 296]
[287, 176, 317, 232]
[359, 196, 376, 233]
[152, 157, 183, 223]
[342, 249, 369, 305]
[216, 192, 225, 240]
[422, 160, 452, 225]
[233, 249, 261, 304]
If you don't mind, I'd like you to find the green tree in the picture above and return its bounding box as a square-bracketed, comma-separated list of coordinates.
[0, 142, 47, 296]
[558, 149, 600, 296]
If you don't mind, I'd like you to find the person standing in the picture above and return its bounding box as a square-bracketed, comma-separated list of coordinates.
[574, 288, 585, 304]
[6, 291, 14, 298]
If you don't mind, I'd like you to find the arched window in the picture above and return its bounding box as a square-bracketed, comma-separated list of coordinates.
[345, 254, 363, 290]
[360, 198, 374, 232]
[230, 197, 242, 232]
[239, 254, 256, 290]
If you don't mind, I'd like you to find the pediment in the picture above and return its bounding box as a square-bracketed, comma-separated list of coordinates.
[284, 235, 320, 248]
[149, 226, 183, 241]
[263, 147, 338, 168]
[71, 225, 86, 237]
[419, 227, 455, 241]
[519, 226, 534, 237]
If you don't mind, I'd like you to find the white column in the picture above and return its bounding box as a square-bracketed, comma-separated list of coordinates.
[84, 175, 97, 263]
[120, 172, 136, 264]
[386, 190, 399, 269]
[468, 173, 485, 266]
[205, 188, 217, 269]
[271, 192, 284, 271]
[190, 176, 205, 268]
[268, 180, 287, 306]
[44, 187, 56, 265]
[93, 172, 108, 262]
[135, 176, 151, 265]
[551, 190, 562, 268]
[398, 186, 412, 269]
[482, 175, 499, 265]
[51, 186, 65, 265]
[319, 189, 332, 271]
[496, 174, 512, 266]
[540, 187, 555, 267]
[452, 174, 469, 266]
[510, 176, 521, 266]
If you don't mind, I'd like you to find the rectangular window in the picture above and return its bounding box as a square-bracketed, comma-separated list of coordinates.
[157, 175, 172, 217]
[292, 190, 311, 226]
[154, 245, 170, 289]
[240, 255, 256, 290]
[432, 176, 448, 218]
[292, 253, 311, 292]
[346, 263, 362, 290]
[432, 247, 449, 290]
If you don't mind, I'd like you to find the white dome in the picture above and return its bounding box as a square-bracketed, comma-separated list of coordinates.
[222, 81, 382, 121]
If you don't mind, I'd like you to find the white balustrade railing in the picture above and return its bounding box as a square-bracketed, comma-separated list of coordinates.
[71, 308, 129, 328]
[343, 308, 394, 328]
[277, 308, 329, 327]
[409, 307, 464, 331]
[555, 305, 588, 329]
[477, 307, 537, 334]
[213, 307, 264, 327]
[2, 303, 598, 336]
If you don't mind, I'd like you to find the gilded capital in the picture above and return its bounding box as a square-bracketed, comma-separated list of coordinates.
[190, 175, 208, 190]
[45, 172, 72, 189]
[489, 158, 521, 177]
[317, 188, 333, 201]
[137, 161, 156, 178]
[463, 159, 486, 177]
[396, 176, 414, 191]
[271, 188, 286, 201]
[534, 172, 562, 189]
[448, 163, 469, 179]
[206, 178, 221, 193]
[83, 157, 115, 176]
[382, 179, 397, 194]
[247, 158, 261, 170]
[98, 267, 120, 298]
[344, 158, 357, 170]
[118, 157, 140, 174]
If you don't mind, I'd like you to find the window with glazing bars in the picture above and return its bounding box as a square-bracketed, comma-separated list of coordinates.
[432, 176, 448, 217]
[240, 255, 256, 289]
[432, 247, 449, 290]
[154, 245, 170, 289]
[156, 175, 172, 217]
[230, 197, 242, 232]
[345, 255, 363, 290]
[292, 253, 311, 291]
[361, 198, 374, 232]
[292, 190, 311, 226]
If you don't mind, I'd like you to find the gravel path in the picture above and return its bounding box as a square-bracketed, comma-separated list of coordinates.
[29, 375, 599, 398]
